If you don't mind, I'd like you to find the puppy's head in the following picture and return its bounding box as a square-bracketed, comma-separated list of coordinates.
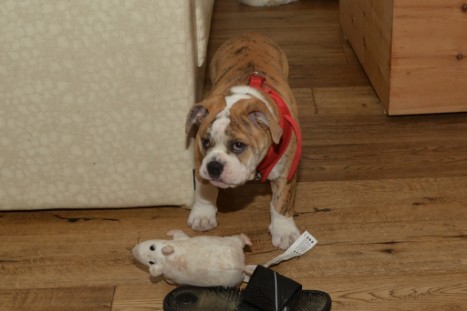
[132, 239, 175, 277]
[186, 90, 282, 189]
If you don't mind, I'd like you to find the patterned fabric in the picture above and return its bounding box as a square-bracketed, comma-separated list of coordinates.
[0, 0, 213, 210]
[196, 0, 215, 67]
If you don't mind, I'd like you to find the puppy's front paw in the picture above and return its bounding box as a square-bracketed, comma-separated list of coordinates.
[269, 220, 300, 250]
[188, 207, 217, 231]
[269, 204, 301, 249]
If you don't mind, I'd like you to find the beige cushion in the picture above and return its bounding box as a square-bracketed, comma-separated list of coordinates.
[0, 0, 214, 210]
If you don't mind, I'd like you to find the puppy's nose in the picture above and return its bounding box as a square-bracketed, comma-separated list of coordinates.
[207, 161, 224, 179]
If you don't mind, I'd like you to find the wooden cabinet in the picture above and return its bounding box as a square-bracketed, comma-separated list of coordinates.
[340, 0, 467, 115]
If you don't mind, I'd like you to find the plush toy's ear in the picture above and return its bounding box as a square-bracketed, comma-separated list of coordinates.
[246, 100, 282, 144]
[185, 103, 209, 135]
[149, 264, 164, 277]
[161, 245, 175, 256]
[240, 233, 252, 247]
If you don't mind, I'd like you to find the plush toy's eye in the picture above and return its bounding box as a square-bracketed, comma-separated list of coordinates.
[149, 261, 155, 265]
[149, 244, 156, 251]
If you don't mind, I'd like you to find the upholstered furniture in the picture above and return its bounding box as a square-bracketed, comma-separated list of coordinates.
[0, 0, 214, 210]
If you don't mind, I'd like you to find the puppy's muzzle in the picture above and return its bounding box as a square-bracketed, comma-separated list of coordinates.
[207, 161, 224, 179]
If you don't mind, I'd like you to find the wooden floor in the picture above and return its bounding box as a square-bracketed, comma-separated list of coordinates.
[1, 1, 467, 310]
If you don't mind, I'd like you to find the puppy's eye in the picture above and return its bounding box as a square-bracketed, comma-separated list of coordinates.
[231, 141, 247, 154]
[149, 261, 155, 265]
[149, 244, 156, 251]
[201, 138, 211, 149]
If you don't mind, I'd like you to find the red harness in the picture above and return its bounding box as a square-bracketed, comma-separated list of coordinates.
[248, 73, 302, 182]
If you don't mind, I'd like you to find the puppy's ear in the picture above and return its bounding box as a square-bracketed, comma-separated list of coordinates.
[186, 95, 226, 135]
[246, 101, 282, 144]
[185, 103, 209, 135]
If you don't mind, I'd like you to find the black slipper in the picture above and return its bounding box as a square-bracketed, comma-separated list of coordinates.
[163, 265, 332, 311]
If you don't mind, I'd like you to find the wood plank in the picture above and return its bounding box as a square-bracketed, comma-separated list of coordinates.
[294, 177, 467, 223]
[307, 86, 384, 116]
[300, 140, 467, 181]
[298, 86, 467, 181]
[390, 0, 467, 114]
[0, 208, 188, 290]
[302, 274, 467, 311]
[271, 238, 466, 280]
[302, 113, 467, 144]
[112, 284, 171, 311]
[0, 286, 114, 311]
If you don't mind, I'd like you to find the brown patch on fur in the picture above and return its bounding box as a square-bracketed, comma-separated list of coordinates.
[231, 98, 282, 144]
[271, 175, 297, 217]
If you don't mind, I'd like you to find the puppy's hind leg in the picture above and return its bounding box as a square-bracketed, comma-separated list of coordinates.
[188, 179, 218, 231]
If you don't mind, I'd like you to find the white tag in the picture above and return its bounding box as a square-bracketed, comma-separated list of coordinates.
[264, 231, 318, 268]
[243, 231, 318, 282]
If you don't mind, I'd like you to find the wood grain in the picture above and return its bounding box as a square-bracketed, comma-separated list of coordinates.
[390, 0, 467, 114]
[1, 0, 467, 310]
[0, 287, 114, 311]
[340, 0, 467, 115]
[339, 0, 394, 108]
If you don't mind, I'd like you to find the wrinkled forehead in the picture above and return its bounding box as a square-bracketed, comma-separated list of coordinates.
[202, 98, 254, 139]
[210, 117, 231, 142]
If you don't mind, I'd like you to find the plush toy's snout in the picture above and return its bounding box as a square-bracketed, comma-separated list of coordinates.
[132, 241, 177, 278]
[131, 244, 149, 265]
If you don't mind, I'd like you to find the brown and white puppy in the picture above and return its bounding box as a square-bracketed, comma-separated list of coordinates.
[185, 32, 301, 250]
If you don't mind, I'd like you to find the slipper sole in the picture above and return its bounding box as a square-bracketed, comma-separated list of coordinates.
[163, 286, 332, 311]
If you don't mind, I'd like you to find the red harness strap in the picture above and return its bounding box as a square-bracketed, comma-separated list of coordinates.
[249, 74, 302, 182]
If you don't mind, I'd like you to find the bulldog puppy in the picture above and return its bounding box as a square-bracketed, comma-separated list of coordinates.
[185, 32, 302, 250]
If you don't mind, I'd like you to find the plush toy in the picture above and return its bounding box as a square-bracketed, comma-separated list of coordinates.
[132, 230, 254, 287]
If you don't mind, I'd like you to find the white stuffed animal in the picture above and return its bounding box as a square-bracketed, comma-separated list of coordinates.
[132, 230, 254, 287]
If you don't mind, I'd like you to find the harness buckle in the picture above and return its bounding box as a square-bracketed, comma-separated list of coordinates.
[254, 172, 262, 181]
